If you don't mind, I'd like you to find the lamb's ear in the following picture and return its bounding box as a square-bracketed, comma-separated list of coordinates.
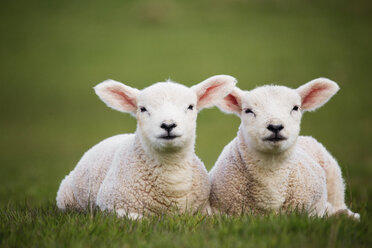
[94, 79, 140, 115]
[191, 75, 237, 110]
[216, 87, 245, 116]
[296, 78, 340, 112]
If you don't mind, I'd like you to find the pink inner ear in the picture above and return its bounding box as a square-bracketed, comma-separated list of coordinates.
[111, 88, 136, 108]
[199, 83, 222, 102]
[225, 94, 238, 107]
[302, 85, 327, 108]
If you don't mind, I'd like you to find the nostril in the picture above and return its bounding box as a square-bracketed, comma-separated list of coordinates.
[267, 124, 284, 133]
[169, 123, 177, 129]
[160, 123, 177, 132]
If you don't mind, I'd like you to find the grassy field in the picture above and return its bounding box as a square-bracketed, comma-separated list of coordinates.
[1, 0, 371, 247]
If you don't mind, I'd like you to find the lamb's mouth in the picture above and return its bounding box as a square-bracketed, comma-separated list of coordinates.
[262, 135, 287, 142]
[158, 134, 181, 140]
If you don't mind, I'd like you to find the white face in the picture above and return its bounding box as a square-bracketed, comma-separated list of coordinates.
[218, 78, 340, 155]
[94, 75, 237, 154]
[240, 86, 302, 153]
[136, 83, 198, 152]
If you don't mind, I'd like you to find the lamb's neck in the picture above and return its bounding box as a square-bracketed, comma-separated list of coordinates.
[237, 127, 295, 170]
[135, 133, 194, 168]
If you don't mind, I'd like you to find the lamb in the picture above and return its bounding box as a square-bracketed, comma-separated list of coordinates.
[56, 75, 237, 219]
[209, 78, 359, 219]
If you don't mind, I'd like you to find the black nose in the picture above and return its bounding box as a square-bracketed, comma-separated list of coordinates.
[267, 124, 284, 133]
[160, 123, 177, 132]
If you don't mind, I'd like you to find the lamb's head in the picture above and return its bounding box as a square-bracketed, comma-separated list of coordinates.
[94, 75, 236, 153]
[218, 78, 339, 154]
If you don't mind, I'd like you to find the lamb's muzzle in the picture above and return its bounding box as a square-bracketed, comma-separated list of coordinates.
[159, 122, 179, 140]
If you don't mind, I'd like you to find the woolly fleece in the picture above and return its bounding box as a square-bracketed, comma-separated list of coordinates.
[210, 78, 359, 219]
[56, 75, 236, 218]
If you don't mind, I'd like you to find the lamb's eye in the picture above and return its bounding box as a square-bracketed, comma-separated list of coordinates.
[188, 105, 194, 110]
[245, 108, 254, 115]
[140, 107, 147, 112]
[292, 105, 299, 111]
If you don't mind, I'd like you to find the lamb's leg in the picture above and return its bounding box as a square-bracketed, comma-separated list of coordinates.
[322, 158, 347, 210]
[204, 203, 213, 215]
[56, 174, 78, 210]
[314, 201, 361, 220]
[310, 190, 329, 217]
[116, 209, 143, 220]
[298, 137, 359, 219]
[320, 156, 360, 220]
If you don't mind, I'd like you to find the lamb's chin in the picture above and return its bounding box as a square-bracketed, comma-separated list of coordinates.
[256, 141, 290, 154]
[153, 139, 186, 153]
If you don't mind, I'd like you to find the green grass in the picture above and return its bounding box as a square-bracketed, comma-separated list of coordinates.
[1, 0, 371, 247]
[1, 202, 371, 248]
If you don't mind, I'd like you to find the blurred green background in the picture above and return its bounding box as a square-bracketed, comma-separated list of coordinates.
[0, 0, 371, 211]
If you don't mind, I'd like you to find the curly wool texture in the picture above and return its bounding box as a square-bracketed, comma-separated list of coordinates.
[57, 134, 210, 216]
[56, 75, 237, 218]
[210, 129, 329, 215]
[210, 78, 359, 219]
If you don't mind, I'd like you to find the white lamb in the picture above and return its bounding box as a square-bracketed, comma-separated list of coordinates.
[209, 78, 359, 219]
[56, 75, 237, 219]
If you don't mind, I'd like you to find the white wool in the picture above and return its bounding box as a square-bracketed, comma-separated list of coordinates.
[56, 75, 237, 218]
[210, 78, 359, 220]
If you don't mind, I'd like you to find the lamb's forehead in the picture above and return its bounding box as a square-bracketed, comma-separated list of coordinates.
[137, 82, 196, 106]
[244, 85, 301, 106]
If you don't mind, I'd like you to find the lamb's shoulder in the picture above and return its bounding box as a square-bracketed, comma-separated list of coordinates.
[96, 134, 145, 212]
[191, 156, 209, 190]
[297, 136, 337, 171]
[72, 134, 134, 181]
[184, 156, 211, 211]
[209, 138, 251, 214]
[292, 145, 327, 184]
[284, 146, 327, 210]
[71, 133, 134, 207]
